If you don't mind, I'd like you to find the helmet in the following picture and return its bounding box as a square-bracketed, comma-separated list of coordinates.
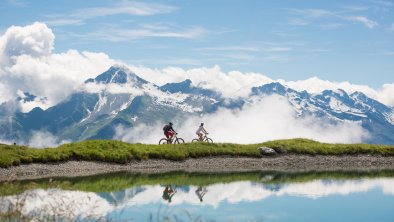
[201, 123, 204, 126]
[169, 122, 173, 126]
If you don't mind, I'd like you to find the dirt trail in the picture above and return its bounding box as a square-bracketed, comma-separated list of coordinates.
[1, 155, 394, 181]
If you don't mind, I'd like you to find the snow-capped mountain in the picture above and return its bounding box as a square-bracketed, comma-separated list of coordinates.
[1, 65, 393, 144]
[85, 65, 149, 85]
[251, 82, 394, 143]
[1, 66, 220, 142]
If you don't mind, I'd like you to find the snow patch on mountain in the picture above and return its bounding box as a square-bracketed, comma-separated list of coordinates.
[385, 111, 394, 125]
[118, 95, 135, 112]
[329, 97, 351, 112]
[96, 94, 108, 113]
[79, 108, 92, 123]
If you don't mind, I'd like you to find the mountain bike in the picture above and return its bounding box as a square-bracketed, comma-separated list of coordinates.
[192, 133, 213, 143]
[159, 133, 185, 144]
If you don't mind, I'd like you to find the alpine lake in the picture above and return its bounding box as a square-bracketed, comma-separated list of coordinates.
[1, 170, 394, 222]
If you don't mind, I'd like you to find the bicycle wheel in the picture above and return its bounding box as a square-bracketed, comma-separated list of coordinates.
[175, 138, 185, 144]
[205, 138, 213, 143]
[159, 138, 168, 145]
[191, 139, 200, 143]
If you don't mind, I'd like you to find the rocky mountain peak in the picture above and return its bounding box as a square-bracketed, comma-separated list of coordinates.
[84, 65, 148, 85]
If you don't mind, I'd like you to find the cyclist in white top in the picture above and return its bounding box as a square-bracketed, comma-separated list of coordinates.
[196, 123, 208, 141]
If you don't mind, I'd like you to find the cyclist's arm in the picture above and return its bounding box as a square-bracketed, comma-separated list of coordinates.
[203, 127, 208, 134]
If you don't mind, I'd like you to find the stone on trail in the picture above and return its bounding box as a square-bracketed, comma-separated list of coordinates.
[258, 147, 277, 156]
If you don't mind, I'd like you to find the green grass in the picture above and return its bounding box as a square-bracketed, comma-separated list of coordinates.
[263, 138, 394, 155]
[1, 138, 394, 168]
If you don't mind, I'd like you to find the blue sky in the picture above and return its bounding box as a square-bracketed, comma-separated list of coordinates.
[1, 0, 394, 87]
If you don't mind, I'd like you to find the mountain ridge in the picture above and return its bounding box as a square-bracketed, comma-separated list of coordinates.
[1, 65, 393, 144]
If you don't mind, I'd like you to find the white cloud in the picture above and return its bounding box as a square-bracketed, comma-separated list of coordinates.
[125, 65, 394, 106]
[283, 77, 372, 94]
[42, 18, 84, 27]
[342, 5, 370, 12]
[0, 130, 69, 148]
[263, 47, 293, 52]
[115, 95, 368, 144]
[262, 55, 288, 62]
[286, 8, 379, 29]
[128, 65, 274, 99]
[72, 1, 177, 19]
[276, 178, 394, 198]
[197, 46, 260, 52]
[344, 16, 379, 28]
[284, 77, 394, 106]
[379, 84, 394, 106]
[0, 81, 14, 104]
[197, 45, 292, 52]
[114, 123, 163, 144]
[0, 22, 117, 109]
[288, 18, 310, 26]
[225, 53, 256, 61]
[83, 26, 207, 42]
[0, 22, 54, 59]
[41, 2, 177, 28]
[43, 1, 177, 26]
[287, 8, 334, 18]
[28, 131, 69, 148]
[182, 96, 367, 144]
[129, 57, 203, 66]
[19, 101, 47, 113]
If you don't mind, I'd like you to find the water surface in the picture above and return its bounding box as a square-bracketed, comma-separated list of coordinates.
[1, 171, 394, 221]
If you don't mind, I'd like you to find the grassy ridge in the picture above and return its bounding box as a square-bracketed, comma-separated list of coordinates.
[2, 170, 394, 196]
[1, 139, 394, 168]
[263, 139, 394, 155]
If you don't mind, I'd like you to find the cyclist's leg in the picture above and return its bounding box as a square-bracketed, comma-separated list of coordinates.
[165, 131, 172, 143]
[198, 132, 203, 141]
[168, 131, 174, 143]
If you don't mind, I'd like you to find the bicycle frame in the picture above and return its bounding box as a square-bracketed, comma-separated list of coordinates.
[159, 132, 185, 144]
[192, 133, 213, 143]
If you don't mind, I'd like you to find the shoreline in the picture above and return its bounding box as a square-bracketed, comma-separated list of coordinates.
[1, 155, 394, 181]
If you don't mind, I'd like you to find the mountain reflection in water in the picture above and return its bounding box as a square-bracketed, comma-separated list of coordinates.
[1, 171, 394, 222]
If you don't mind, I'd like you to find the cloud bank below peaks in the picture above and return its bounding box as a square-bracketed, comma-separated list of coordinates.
[115, 95, 369, 144]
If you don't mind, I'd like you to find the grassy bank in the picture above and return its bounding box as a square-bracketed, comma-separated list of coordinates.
[1, 139, 394, 168]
